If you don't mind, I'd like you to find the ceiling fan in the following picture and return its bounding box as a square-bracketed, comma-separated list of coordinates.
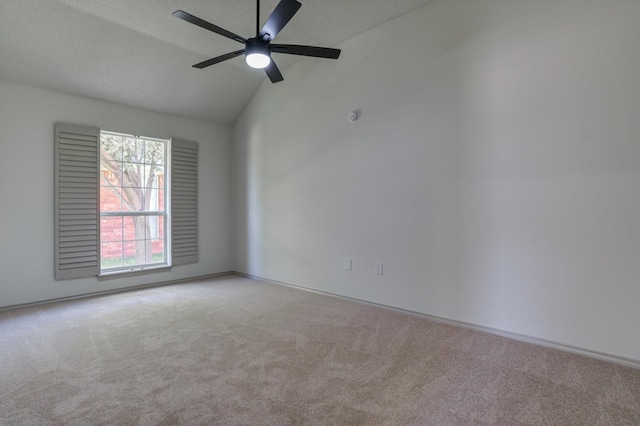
[173, 0, 341, 83]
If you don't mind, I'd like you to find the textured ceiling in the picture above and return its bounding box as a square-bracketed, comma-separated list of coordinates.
[0, 0, 434, 125]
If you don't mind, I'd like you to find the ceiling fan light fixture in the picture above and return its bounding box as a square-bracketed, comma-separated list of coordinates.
[245, 40, 271, 69]
[246, 52, 271, 69]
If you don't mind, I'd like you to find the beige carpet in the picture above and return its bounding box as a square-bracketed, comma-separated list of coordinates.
[0, 275, 639, 425]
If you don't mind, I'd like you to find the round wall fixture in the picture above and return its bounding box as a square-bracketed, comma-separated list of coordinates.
[348, 110, 359, 122]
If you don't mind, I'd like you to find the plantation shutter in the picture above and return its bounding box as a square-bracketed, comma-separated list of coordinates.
[54, 123, 100, 280]
[171, 139, 198, 266]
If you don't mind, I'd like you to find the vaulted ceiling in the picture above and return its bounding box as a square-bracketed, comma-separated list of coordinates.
[0, 0, 434, 125]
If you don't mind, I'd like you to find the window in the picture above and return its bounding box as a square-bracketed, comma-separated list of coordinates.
[99, 132, 169, 273]
[54, 123, 199, 280]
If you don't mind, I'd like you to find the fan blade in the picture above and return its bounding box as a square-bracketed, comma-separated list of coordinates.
[193, 50, 246, 69]
[173, 10, 246, 44]
[264, 61, 284, 83]
[271, 44, 341, 59]
[259, 0, 301, 41]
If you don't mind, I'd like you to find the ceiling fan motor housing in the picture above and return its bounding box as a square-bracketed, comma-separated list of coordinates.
[245, 38, 272, 68]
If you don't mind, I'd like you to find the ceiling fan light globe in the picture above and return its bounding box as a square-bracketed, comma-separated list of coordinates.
[246, 52, 271, 69]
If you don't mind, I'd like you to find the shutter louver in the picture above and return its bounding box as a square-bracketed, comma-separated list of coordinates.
[171, 139, 198, 266]
[54, 123, 100, 280]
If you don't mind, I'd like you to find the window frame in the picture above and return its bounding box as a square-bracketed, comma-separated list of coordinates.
[98, 131, 172, 276]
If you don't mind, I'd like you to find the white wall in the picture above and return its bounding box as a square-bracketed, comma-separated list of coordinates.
[233, 0, 640, 361]
[0, 79, 232, 308]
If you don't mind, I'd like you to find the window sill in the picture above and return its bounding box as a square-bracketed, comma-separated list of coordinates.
[98, 265, 172, 281]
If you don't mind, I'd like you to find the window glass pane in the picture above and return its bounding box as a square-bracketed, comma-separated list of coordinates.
[148, 215, 161, 239]
[144, 165, 165, 213]
[145, 140, 165, 165]
[100, 161, 122, 186]
[145, 164, 164, 188]
[152, 216, 165, 240]
[100, 242, 123, 269]
[156, 170, 165, 191]
[123, 216, 136, 241]
[101, 135, 123, 162]
[120, 187, 144, 212]
[147, 189, 164, 212]
[100, 186, 123, 212]
[158, 188, 165, 212]
[100, 217, 123, 242]
[141, 165, 151, 191]
[123, 241, 135, 266]
[121, 162, 144, 186]
[122, 137, 144, 164]
[147, 239, 164, 264]
[123, 241, 146, 267]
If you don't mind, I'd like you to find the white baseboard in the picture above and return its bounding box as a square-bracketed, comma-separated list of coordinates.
[234, 272, 640, 370]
